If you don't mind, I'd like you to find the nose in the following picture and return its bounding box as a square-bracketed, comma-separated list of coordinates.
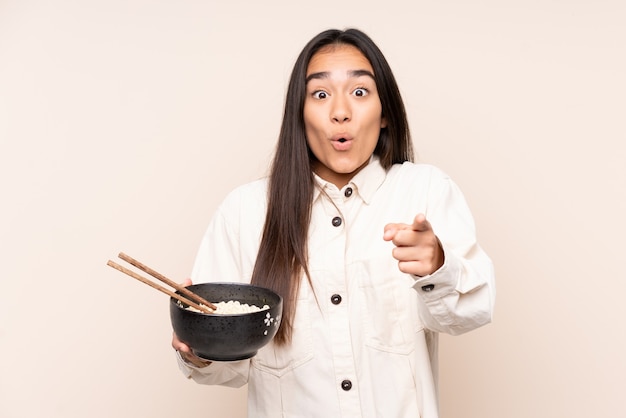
[331, 96, 351, 123]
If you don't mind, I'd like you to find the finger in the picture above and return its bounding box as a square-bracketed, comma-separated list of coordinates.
[177, 343, 192, 353]
[383, 223, 402, 241]
[181, 278, 192, 287]
[172, 332, 187, 351]
[411, 214, 431, 233]
[173, 338, 212, 367]
[392, 244, 437, 264]
[181, 350, 211, 368]
[397, 260, 432, 277]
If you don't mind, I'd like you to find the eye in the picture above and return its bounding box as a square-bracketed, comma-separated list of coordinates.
[353, 87, 369, 97]
[312, 90, 328, 99]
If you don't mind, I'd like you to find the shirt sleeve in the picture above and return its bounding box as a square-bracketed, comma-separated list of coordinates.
[192, 198, 243, 285]
[176, 186, 259, 386]
[191, 182, 264, 285]
[175, 350, 250, 388]
[411, 169, 496, 335]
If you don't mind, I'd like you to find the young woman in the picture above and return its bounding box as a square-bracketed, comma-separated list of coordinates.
[172, 28, 495, 418]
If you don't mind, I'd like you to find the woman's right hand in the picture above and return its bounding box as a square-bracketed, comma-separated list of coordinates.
[172, 331, 212, 368]
[171, 278, 212, 368]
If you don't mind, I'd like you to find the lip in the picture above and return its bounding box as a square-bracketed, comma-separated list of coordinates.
[331, 134, 353, 151]
[331, 133, 353, 141]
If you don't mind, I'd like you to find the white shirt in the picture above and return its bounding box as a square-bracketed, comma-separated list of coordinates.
[177, 157, 495, 418]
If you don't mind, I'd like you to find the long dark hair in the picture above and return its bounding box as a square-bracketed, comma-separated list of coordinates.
[251, 28, 413, 345]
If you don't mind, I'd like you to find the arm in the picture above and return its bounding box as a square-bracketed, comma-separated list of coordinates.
[384, 174, 495, 335]
[173, 187, 260, 386]
[174, 342, 251, 388]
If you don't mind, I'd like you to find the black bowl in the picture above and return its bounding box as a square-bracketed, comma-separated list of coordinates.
[170, 282, 283, 361]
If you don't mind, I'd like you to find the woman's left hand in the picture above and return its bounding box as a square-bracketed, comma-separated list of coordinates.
[383, 213, 444, 277]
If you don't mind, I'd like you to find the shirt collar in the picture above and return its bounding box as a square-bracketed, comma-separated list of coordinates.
[312, 156, 387, 204]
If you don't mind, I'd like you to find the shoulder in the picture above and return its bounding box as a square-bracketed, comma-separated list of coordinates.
[215, 177, 268, 217]
[383, 162, 463, 206]
[389, 161, 452, 185]
[224, 177, 268, 201]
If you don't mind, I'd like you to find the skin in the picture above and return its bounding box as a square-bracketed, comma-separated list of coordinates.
[304, 44, 443, 276]
[303, 44, 387, 189]
[172, 279, 212, 367]
[383, 213, 444, 277]
[171, 44, 443, 364]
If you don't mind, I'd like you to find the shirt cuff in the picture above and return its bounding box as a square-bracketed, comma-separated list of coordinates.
[410, 246, 462, 300]
[175, 350, 213, 377]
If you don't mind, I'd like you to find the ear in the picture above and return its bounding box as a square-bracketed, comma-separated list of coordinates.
[380, 116, 388, 129]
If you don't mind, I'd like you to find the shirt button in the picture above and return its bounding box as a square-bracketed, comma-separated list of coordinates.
[344, 187, 353, 197]
[421, 284, 435, 292]
[331, 294, 342, 305]
[331, 216, 342, 227]
[341, 379, 352, 391]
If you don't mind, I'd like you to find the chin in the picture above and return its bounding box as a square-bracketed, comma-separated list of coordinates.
[334, 159, 369, 174]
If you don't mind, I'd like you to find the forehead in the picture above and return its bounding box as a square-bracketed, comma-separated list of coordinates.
[306, 44, 373, 76]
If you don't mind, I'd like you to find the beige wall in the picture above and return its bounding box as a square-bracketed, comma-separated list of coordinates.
[1, 1, 624, 417]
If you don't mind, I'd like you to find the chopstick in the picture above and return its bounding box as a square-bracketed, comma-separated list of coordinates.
[117, 252, 217, 311]
[106, 253, 216, 313]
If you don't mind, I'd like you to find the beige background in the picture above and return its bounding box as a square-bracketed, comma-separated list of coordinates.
[1, 0, 624, 417]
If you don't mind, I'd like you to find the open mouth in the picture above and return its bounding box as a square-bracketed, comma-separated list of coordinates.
[331, 134, 353, 150]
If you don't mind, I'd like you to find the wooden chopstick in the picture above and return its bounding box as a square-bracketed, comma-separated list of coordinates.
[117, 252, 217, 311]
[106, 258, 214, 313]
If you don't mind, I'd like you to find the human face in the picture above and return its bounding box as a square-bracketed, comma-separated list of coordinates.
[304, 44, 386, 188]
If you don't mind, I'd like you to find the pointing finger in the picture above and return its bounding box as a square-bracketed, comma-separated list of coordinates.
[383, 224, 399, 241]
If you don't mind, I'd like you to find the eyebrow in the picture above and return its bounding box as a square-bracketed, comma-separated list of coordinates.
[305, 69, 375, 84]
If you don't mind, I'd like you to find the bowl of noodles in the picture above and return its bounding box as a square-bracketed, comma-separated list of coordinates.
[170, 282, 283, 361]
